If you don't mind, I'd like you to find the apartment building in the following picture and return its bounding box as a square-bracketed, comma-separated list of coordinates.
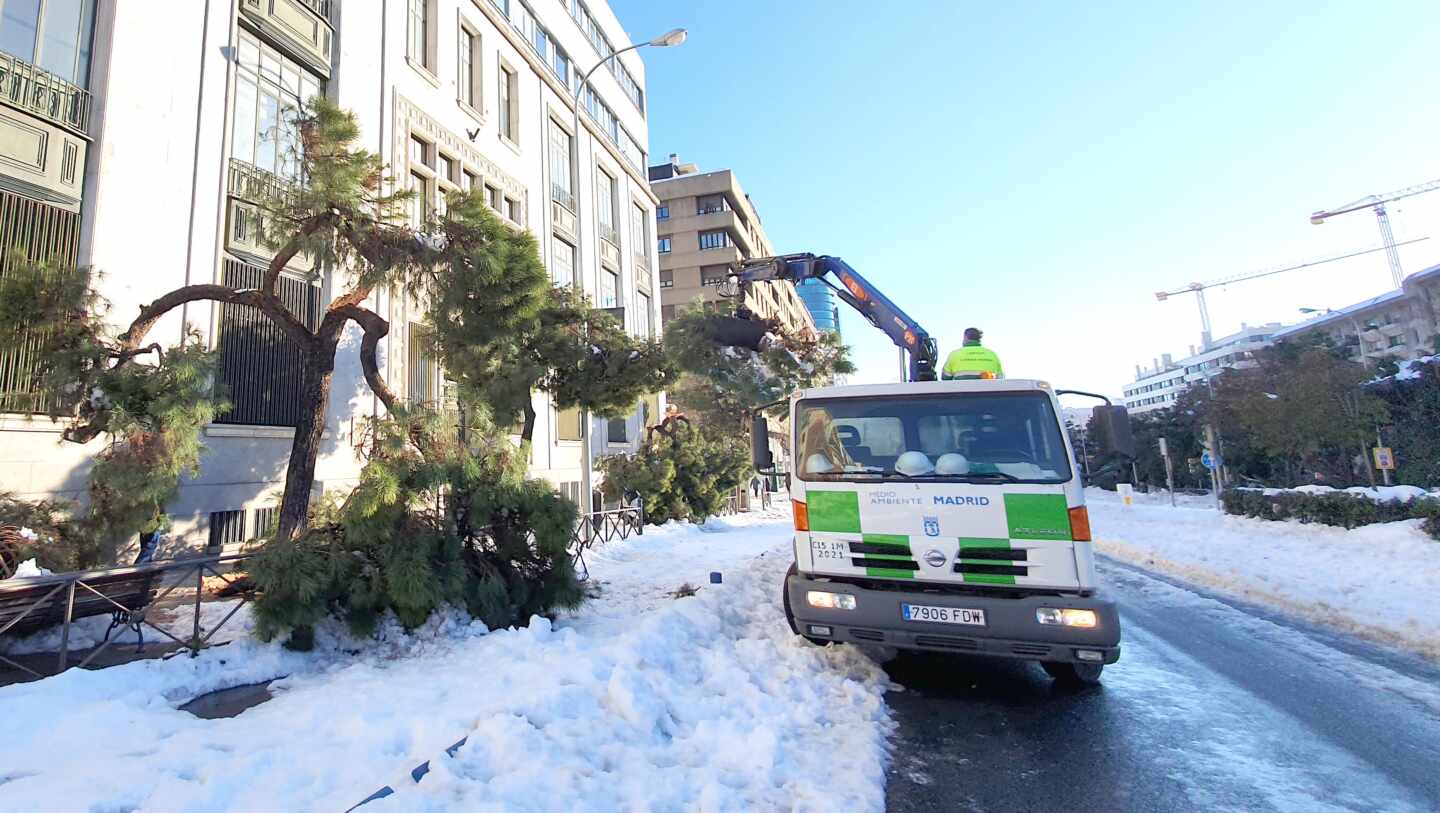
[0, 0, 662, 550]
[648, 155, 814, 334]
[1122, 324, 1279, 413]
[1269, 262, 1440, 366]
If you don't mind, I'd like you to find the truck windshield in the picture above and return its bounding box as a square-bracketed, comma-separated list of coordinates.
[795, 392, 1072, 484]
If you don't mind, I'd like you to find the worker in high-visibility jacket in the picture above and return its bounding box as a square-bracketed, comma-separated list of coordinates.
[942, 327, 1005, 379]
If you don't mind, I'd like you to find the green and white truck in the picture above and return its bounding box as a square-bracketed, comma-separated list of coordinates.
[726, 253, 1133, 683]
[753, 378, 1131, 684]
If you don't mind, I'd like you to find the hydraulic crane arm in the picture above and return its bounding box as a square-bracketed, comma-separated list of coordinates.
[730, 252, 939, 382]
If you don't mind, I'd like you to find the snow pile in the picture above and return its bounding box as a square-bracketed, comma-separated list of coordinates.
[6, 557, 52, 579]
[0, 510, 893, 812]
[1089, 488, 1440, 658]
[1270, 483, 1440, 503]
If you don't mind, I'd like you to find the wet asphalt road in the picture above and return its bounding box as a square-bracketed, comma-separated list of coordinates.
[882, 557, 1440, 813]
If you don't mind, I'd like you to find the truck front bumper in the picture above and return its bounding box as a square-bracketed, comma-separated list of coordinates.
[786, 573, 1121, 664]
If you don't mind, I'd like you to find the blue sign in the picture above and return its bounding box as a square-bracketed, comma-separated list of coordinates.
[1201, 451, 1222, 470]
[923, 516, 940, 537]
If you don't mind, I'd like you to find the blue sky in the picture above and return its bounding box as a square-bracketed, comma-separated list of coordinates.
[613, 0, 1440, 394]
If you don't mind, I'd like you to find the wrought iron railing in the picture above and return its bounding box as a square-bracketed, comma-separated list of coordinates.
[569, 506, 643, 580]
[0, 552, 255, 680]
[227, 158, 294, 204]
[550, 183, 576, 212]
[0, 52, 91, 135]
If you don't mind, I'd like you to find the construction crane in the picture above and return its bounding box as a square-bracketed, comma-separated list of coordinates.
[1155, 239, 1429, 349]
[1310, 178, 1440, 288]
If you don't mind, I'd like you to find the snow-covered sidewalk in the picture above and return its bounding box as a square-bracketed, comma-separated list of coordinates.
[0, 510, 892, 813]
[1089, 488, 1440, 659]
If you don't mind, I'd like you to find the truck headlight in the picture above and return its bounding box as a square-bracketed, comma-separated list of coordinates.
[807, 591, 857, 610]
[1036, 608, 1098, 628]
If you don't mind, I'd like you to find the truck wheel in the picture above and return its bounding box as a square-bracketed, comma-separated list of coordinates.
[1042, 660, 1104, 685]
[781, 563, 801, 635]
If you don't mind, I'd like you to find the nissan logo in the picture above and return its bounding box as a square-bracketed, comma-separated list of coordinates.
[924, 549, 947, 568]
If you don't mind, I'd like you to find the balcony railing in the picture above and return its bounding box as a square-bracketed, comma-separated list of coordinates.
[597, 222, 620, 245]
[550, 183, 576, 212]
[0, 52, 91, 136]
[227, 158, 294, 203]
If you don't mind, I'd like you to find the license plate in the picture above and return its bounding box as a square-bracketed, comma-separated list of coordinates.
[810, 538, 848, 562]
[901, 604, 986, 626]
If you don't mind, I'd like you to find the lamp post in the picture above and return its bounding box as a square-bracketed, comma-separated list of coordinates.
[572, 28, 686, 523]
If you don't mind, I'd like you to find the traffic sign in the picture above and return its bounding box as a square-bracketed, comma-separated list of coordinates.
[1201, 451, 1222, 470]
[1373, 447, 1395, 471]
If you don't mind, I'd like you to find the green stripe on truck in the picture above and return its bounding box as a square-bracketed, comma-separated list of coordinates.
[960, 572, 1016, 585]
[956, 537, 1015, 584]
[1003, 494, 1071, 540]
[865, 567, 915, 579]
[861, 533, 910, 553]
[808, 490, 861, 533]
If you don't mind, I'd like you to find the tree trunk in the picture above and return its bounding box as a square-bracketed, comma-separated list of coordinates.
[520, 402, 537, 446]
[276, 331, 341, 541]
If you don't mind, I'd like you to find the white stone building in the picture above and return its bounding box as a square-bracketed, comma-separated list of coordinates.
[0, 0, 664, 552]
[1121, 324, 1280, 414]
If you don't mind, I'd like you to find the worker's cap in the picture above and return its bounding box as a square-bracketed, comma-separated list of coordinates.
[964, 327, 982, 341]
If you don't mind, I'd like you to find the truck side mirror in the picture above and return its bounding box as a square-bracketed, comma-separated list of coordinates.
[1090, 405, 1135, 459]
[752, 414, 775, 471]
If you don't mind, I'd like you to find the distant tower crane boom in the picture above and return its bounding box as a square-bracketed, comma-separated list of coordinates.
[1155, 238, 1429, 349]
[1310, 178, 1440, 288]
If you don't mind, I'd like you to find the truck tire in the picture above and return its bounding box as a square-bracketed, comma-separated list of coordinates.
[1042, 660, 1104, 685]
[782, 563, 801, 635]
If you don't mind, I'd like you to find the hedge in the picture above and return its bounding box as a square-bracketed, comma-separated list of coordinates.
[1221, 488, 1440, 541]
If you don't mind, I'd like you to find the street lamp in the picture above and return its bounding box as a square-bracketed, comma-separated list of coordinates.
[572, 28, 686, 523]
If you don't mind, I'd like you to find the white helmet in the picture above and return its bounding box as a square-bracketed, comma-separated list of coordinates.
[894, 451, 935, 477]
[935, 453, 970, 475]
[805, 454, 835, 474]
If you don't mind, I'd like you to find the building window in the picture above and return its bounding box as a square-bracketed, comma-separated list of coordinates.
[696, 194, 725, 215]
[506, 197, 522, 224]
[657, 237, 671, 253]
[458, 26, 480, 108]
[462, 169, 478, 191]
[631, 202, 648, 256]
[556, 406, 582, 441]
[701, 266, 728, 286]
[548, 120, 574, 210]
[216, 258, 320, 426]
[408, 0, 433, 71]
[1388, 335, 1403, 348]
[600, 268, 619, 308]
[232, 31, 323, 180]
[408, 323, 435, 404]
[656, 204, 669, 220]
[498, 63, 518, 141]
[661, 304, 677, 322]
[552, 236, 577, 287]
[1, 0, 95, 86]
[484, 183, 501, 210]
[408, 170, 428, 226]
[698, 230, 729, 251]
[607, 417, 628, 443]
[658, 270, 673, 288]
[636, 291, 651, 337]
[436, 153, 456, 184]
[596, 168, 618, 243]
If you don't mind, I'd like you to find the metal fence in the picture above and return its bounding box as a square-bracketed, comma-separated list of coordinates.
[570, 506, 644, 580]
[0, 553, 254, 680]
